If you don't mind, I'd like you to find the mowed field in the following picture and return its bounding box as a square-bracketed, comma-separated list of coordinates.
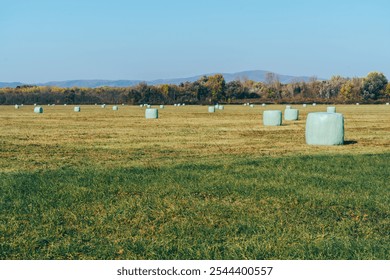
[0, 104, 389, 259]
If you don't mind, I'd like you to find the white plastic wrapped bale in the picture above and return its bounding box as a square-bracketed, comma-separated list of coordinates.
[208, 106, 215, 113]
[356, 103, 360, 105]
[303, 104, 307, 107]
[305, 112, 344, 145]
[113, 106, 118, 111]
[74, 106, 81, 112]
[147, 105, 151, 108]
[218, 105, 224, 110]
[34, 106, 43, 113]
[15, 105, 19, 109]
[160, 105, 164, 109]
[244, 103, 247, 106]
[262, 103, 266, 107]
[386, 103, 389, 105]
[312, 103, 316, 106]
[263, 110, 282, 126]
[250, 104, 254, 108]
[284, 108, 299, 121]
[140, 104, 143, 107]
[145, 108, 158, 119]
[327, 106, 336, 113]
[214, 104, 219, 109]
[101, 104, 106, 108]
[286, 105, 291, 109]
[64, 104, 67, 106]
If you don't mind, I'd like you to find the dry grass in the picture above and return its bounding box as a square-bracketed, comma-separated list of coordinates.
[1, 104, 389, 172]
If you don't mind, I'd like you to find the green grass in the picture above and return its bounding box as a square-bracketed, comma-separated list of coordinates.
[1, 153, 389, 259]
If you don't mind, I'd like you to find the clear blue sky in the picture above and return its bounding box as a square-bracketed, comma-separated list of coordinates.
[1, 0, 390, 83]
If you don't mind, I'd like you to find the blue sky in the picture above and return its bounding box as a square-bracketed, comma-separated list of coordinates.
[1, 0, 390, 83]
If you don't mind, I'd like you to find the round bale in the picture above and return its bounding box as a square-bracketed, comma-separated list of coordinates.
[160, 105, 164, 109]
[101, 104, 106, 108]
[284, 108, 299, 121]
[262, 103, 266, 107]
[303, 104, 307, 107]
[218, 105, 224, 110]
[305, 112, 344, 145]
[286, 105, 292, 109]
[208, 106, 215, 113]
[145, 108, 158, 119]
[263, 110, 282, 126]
[327, 106, 336, 113]
[74, 106, 81, 112]
[15, 105, 20, 109]
[34, 106, 43, 114]
[113, 105, 118, 111]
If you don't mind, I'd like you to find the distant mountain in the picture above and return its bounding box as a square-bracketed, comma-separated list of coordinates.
[0, 82, 23, 88]
[0, 70, 316, 88]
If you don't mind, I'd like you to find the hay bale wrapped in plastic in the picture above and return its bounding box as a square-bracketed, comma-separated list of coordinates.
[74, 106, 81, 112]
[312, 103, 317, 106]
[386, 103, 389, 105]
[140, 104, 143, 107]
[356, 103, 360, 105]
[160, 105, 164, 109]
[305, 112, 344, 145]
[303, 104, 307, 107]
[15, 105, 20, 109]
[327, 106, 336, 113]
[208, 106, 215, 113]
[34, 106, 43, 114]
[263, 110, 282, 126]
[145, 108, 158, 119]
[286, 105, 291, 109]
[113, 106, 118, 111]
[262, 103, 266, 107]
[147, 105, 151, 108]
[101, 104, 106, 108]
[250, 104, 255, 108]
[218, 105, 224, 110]
[284, 108, 299, 121]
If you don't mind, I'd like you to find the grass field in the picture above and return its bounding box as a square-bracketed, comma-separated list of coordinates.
[0, 104, 389, 259]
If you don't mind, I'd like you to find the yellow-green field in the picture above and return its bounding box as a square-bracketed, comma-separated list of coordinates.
[1, 104, 389, 172]
[1, 104, 389, 259]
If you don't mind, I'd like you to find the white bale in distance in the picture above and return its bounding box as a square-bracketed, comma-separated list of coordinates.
[214, 104, 218, 109]
[34, 103, 37, 106]
[15, 105, 20, 109]
[113, 105, 118, 111]
[262, 103, 266, 107]
[284, 108, 299, 121]
[250, 104, 254, 108]
[177, 104, 181, 107]
[101, 104, 106, 108]
[312, 103, 317, 106]
[122, 103, 125, 106]
[208, 106, 215, 113]
[147, 105, 151, 108]
[303, 104, 307, 107]
[74, 106, 81, 112]
[286, 105, 292, 109]
[140, 104, 143, 107]
[21, 104, 24, 106]
[327, 106, 336, 113]
[160, 105, 164, 109]
[263, 110, 282, 126]
[145, 108, 158, 119]
[95, 103, 98, 105]
[244, 103, 247, 106]
[34, 106, 43, 114]
[64, 104, 67, 106]
[218, 105, 224, 110]
[356, 103, 360, 105]
[306, 112, 344, 145]
[386, 103, 389, 105]
[182, 103, 185, 106]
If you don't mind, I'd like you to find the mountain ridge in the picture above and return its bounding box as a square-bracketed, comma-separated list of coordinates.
[0, 70, 317, 88]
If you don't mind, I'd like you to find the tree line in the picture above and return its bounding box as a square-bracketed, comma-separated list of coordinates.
[1, 72, 389, 105]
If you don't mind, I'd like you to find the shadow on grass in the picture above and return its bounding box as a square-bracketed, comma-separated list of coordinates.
[344, 140, 358, 145]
